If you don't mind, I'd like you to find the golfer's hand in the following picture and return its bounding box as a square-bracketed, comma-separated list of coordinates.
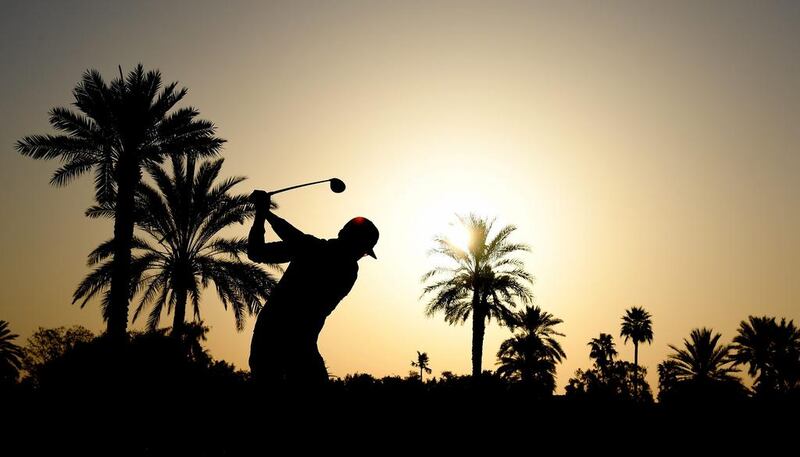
[248, 190, 271, 214]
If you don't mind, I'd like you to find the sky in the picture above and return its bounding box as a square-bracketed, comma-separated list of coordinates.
[1, 0, 799, 392]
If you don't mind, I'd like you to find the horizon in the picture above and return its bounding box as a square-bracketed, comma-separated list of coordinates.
[2, 0, 799, 394]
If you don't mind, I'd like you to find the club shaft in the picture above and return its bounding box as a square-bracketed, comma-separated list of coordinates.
[267, 179, 332, 196]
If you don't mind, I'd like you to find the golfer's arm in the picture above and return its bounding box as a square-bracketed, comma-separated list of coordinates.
[248, 213, 292, 263]
[264, 210, 307, 244]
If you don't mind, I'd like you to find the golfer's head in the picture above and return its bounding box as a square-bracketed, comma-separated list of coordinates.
[338, 217, 379, 259]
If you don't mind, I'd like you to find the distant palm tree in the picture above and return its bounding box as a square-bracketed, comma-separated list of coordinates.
[731, 316, 800, 395]
[620, 306, 653, 395]
[588, 333, 617, 375]
[497, 306, 566, 390]
[73, 157, 277, 334]
[620, 306, 653, 369]
[16, 65, 225, 343]
[0, 321, 24, 384]
[422, 214, 533, 377]
[411, 351, 432, 382]
[667, 328, 739, 384]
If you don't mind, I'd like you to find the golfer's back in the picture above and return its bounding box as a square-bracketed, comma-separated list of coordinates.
[249, 236, 358, 385]
[260, 236, 358, 338]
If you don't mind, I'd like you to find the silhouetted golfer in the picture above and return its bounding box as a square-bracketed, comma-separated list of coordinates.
[247, 190, 378, 388]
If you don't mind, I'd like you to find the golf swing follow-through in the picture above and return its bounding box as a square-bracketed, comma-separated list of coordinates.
[246, 177, 378, 389]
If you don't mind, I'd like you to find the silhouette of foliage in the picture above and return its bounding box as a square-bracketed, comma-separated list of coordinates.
[731, 316, 800, 396]
[422, 214, 533, 377]
[22, 325, 94, 386]
[496, 305, 566, 396]
[588, 333, 618, 375]
[16, 65, 225, 342]
[411, 351, 432, 382]
[620, 306, 653, 395]
[660, 327, 746, 403]
[566, 360, 652, 402]
[667, 327, 739, 383]
[567, 334, 652, 402]
[0, 321, 24, 385]
[74, 156, 278, 334]
[22, 323, 246, 397]
[657, 359, 681, 402]
[620, 306, 653, 368]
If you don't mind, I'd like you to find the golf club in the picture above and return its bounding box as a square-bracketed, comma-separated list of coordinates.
[241, 178, 345, 225]
[264, 177, 346, 196]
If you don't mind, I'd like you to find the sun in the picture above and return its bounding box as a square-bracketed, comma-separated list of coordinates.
[445, 220, 474, 254]
[405, 190, 496, 258]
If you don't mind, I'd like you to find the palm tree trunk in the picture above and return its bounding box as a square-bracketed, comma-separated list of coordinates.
[471, 292, 486, 378]
[633, 342, 639, 397]
[107, 161, 140, 344]
[420, 366, 423, 382]
[172, 288, 187, 336]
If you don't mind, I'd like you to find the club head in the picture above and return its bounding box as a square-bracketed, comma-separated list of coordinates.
[329, 178, 346, 193]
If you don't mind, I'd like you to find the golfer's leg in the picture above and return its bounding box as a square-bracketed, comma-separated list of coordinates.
[284, 348, 328, 388]
[250, 332, 283, 389]
[309, 349, 329, 387]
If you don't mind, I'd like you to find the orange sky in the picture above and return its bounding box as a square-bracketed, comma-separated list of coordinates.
[1, 1, 799, 392]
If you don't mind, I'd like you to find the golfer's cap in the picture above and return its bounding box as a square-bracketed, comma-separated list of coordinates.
[341, 216, 379, 259]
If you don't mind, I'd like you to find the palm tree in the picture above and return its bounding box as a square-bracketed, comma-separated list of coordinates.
[0, 321, 24, 384]
[496, 306, 566, 393]
[731, 316, 800, 395]
[422, 214, 534, 377]
[667, 328, 739, 384]
[588, 333, 617, 375]
[508, 305, 565, 341]
[73, 156, 277, 334]
[620, 306, 653, 369]
[16, 65, 225, 343]
[411, 351, 432, 382]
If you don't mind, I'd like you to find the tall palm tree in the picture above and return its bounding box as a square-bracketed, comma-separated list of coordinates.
[667, 327, 739, 384]
[731, 316, 800, 395]
[16, 65, 225, 343]
[411, 351, 432, 382]
[422, 214, 533, 377]
[0, 321, 24, 384]
[588, 333, 617, 375]
[496, 306, 566, 392]
[73, 156, 277, 334]
[620, 306, 653, 369]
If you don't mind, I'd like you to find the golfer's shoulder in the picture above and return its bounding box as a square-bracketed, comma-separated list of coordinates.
[301, 234, 325, 247]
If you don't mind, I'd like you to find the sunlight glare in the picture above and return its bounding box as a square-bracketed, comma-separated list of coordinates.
[445, 220, 473, 254]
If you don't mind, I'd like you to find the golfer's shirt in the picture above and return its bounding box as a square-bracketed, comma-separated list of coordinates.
[249, 216, 358, 343]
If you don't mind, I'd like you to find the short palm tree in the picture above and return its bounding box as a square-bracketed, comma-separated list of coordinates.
[0, 321, 24, 384]
[620, 306, 653, 369]
[73, 156, 277, 334]
[422, 214, 534, 377]
[667, 327, 739, 384]
[588, 333, 617, 375]
[16, 65, 225, 342]
[411, 351, 432, 382]
[496, 306, 566, 393]
[731, 316, 800, 395]
[497, 306, 567, 384]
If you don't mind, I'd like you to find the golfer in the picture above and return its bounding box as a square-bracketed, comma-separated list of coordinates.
[247, 190, 378, 388]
